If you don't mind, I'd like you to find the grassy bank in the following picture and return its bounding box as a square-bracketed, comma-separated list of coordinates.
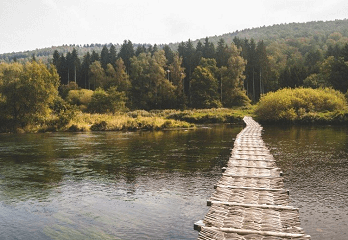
[36, 108, 251, 133]
[7, 87, 348, 133]
[39, 111, 194, 132]
[166, 108, 253, 124]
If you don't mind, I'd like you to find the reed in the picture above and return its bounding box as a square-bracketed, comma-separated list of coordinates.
[41, 112, 194, 132]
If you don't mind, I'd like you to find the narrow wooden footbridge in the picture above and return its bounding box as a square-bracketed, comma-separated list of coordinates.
[194, 117, 311, 239]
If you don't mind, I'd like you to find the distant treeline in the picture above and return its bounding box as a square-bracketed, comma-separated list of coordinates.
[1, 19, 348, 111]
[53, 38, 250, 110]
[51, 31, 348, 109]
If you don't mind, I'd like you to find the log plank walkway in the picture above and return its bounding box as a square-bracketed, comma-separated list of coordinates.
[194, 117, 311, 239]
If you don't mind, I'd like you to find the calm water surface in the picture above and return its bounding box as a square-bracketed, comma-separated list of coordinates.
[263, 125, 348, 240]
[1, 124, 347, 240]
[0, 125, 242, 240]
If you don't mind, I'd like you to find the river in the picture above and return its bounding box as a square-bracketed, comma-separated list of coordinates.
[263, 124, 348, 240]
[0, 124, 347, 239]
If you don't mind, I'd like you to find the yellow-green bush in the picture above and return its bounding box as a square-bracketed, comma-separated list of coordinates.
[255, 88, 347, 122]
[66, 89, 93, 111]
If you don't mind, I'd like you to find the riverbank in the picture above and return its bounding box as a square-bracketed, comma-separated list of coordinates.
[5, 94, 348, 133]
[38, 111, 193, 133]
[35, 108, 251, 133]
[254, 109, 348, 125]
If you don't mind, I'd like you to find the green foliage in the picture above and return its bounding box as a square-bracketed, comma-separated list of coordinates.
[91, 121, 108, 131]
[167, 108, 251, 124]
[87, 87, 127, 114]
[227, 89, 251, 107]
[130, 51, 175, 109]
[0, 61, 59, 131]
[191, 58, 221, 108]
[66, 89, 93, 111]
[3, 20, 348, 114]
[66, 112, 193, 131]
[59, 82, 80, 99]
[303, 73, 328, 88]
[221, 44, 250, 107]
[255, 88, 347, 122]
[89, 61, 106, 89]
[168, 53, 186, 108]
[118, 40, 135, 73]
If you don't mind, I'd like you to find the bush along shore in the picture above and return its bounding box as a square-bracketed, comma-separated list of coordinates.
[254, 88, 348, 124]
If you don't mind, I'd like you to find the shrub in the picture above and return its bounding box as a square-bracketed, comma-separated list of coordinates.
[66, 89, 93, 111]
[59, 82, 80, 99]
[91, 121, 108, 131]
[254, 88, 347, 122]
[88, 87, 128, 114]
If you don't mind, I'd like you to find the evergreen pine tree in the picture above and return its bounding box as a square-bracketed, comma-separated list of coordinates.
[118, 40, 135, 73]
[109, 44, 117, 68]
[100, 45, 109, 70]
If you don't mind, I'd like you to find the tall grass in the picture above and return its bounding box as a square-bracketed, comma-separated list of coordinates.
[166, 108, 253, 124]
[42, 112, 194, 132]
[39, 107, 251, 132]
[254, 88, 347, 123]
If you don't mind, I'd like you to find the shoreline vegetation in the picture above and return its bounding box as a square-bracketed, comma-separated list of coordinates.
[5, 92, 348, 134]
[254, 87, 348, 124]
[2, 20, 348, 133]
[30, 108, 250, 133]
[44, 87, 347, 133]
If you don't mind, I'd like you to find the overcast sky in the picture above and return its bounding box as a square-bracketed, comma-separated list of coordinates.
[0, 0, 347, 54]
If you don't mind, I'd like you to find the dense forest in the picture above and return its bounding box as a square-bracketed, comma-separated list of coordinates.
[1, 19, 348, 131]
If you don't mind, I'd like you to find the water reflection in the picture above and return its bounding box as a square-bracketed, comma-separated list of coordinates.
[0, 125, 242, 239]
[263, 125, 348, 240]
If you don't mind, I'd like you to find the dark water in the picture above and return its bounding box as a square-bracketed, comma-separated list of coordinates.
[263, 125, 348, 240]
[1, 124, 347, 240]
[0, 125, 242, 240]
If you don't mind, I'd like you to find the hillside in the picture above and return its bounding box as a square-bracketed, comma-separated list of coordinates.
[1, 19, 348, 64]
[1, 19, 348, 133]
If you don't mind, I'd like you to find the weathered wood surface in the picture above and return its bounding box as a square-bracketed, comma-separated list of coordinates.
[195, 117, 311, 239]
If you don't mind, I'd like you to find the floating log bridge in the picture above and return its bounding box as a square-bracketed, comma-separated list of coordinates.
[194, 117, 311, 239]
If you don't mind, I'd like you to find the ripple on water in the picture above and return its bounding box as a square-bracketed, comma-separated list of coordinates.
[263, 125, 348, 240]
[0, 125, 241, 239]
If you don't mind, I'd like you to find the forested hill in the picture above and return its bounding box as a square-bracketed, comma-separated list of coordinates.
[192, 19, 348, 46]
[1, 18, 348, 110]
[1, 19, 348, 63]
[1, 18, 348, 130]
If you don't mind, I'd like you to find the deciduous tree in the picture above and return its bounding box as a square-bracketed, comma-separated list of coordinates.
[190, 58, 221, 108]
[0, 61, 60, 131]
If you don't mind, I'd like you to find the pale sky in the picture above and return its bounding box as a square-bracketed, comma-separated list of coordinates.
[1, 0, 347, 54]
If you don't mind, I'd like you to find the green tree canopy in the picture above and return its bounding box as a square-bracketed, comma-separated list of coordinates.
[0, 61, 60, 131]
[130, 51, 175, 110]
[190, 58, 221, 109]
[87, 87, 127, 114]
[221, 44, 250, 107]
[89, 61, 106, 90]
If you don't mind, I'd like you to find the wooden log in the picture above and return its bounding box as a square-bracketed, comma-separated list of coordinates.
[207, 200, 299, 211]
[201, 226, 311, 238]
[229, 157, 275, 162]
[226, 165, 279, 170]
[222, 173, 282, 178]
[232, 153, 271, 156]
[214, 184, 289, 195]
[194, 220, 205, 231]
